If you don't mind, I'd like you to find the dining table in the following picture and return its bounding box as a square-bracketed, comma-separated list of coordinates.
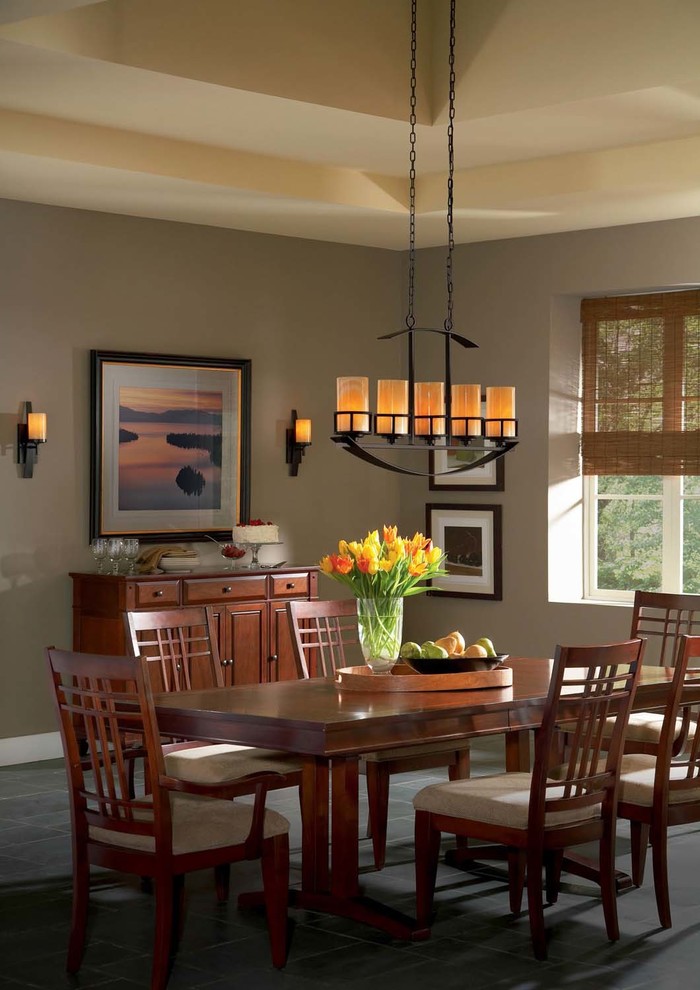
[154, 657, 680, 941]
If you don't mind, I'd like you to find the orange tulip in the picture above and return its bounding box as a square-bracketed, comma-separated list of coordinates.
[330, 553, 353, 575]
[383, 524, 398, 545]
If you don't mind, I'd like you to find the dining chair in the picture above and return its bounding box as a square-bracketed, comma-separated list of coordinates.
[125, 606, 302, 898]
[45, 646, 290, 989]
[620, 591, 700, 754]
[617, 633, 700, 928]
[413, 638, 645, 960]
[286, 598, 471, 871]
[558, 592, 700, 761]
[125, 606, 302, 782]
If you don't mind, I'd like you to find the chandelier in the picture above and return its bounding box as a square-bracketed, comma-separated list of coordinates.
[331, 0, 518, 477]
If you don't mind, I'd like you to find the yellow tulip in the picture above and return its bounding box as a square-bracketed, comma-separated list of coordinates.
[320, 555, 334, 574]
[426, 546, 442, 565]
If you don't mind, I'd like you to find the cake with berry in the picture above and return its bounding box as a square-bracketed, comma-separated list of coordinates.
[231, 519, 279, 544]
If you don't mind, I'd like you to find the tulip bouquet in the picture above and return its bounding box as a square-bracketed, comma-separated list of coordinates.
[320, 526, 447, 671]
[320, 525, 446, 598]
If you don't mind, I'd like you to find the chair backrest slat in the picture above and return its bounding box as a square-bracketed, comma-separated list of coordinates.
[631, 591, 700, 666]
[653, 636, 700, 801]
[125, 606, 224, 692]
[534, 639, 645, 828]
[287, 600, 363, 678]
[46, 648, 170, 846]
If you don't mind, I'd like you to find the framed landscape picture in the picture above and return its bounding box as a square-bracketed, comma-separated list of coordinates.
[426, 502, 502, 600]
[429, 449, 504, 491]
[90, 350, 251, 540]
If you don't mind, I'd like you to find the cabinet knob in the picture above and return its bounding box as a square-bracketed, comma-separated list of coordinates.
[154, 590, 163, 597]
[286, 582, 295, 590]
[268, 654, 278, 663]
[221, 659, 232, 667]
[222, 586, 232, 593]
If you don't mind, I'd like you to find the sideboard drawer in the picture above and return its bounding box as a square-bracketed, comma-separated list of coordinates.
[271, 573, 310, 598]
[135, 581, 180, 608]
[183, 576, 267, 604]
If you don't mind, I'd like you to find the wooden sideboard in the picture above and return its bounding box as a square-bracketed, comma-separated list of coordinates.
[70, 567, 318, 685]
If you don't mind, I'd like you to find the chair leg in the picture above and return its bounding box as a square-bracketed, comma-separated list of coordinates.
[415, 810, 441, 928]
[525, 845, 547, 960]
[630, 821, 650, 887]
[365, 763, 390, 871]
[544, 849, 564, 904]
[261, 833, 290, 969]
[214, 864, 230, 902]
[152, 874, 176, 990]
[173, 874, 186, 947]
[599, 821, 620, 943]
[650, 823, 672, 929]
[507, 849, 527, 915]
[67, 844, 90, 973]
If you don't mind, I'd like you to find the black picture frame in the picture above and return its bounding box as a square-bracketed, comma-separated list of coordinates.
[426, 502, 503, 600]
[90, 350, 251, 541]
[429, 449, 505, 491]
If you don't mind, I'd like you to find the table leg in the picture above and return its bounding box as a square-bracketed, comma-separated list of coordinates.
[289, 753, 429, 940]
[330, 756, 360, 899]
[301, 756, 330, 894]
[505, 729, 531, 771]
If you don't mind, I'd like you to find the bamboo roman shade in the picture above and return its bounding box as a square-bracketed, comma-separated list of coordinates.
[581, 290, 700, 476]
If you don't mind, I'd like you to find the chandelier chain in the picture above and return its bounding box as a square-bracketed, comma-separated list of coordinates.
[444, 0, 456, 333]
[406, 0, 417, 330]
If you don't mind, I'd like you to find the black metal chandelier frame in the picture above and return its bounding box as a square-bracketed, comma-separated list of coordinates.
[331, 0, 519, 478]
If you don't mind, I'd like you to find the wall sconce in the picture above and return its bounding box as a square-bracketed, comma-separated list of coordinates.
[286, 409, 311, 476]
[17, 401, 47, 478]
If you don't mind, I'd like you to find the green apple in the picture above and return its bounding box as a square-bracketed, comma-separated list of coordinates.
[475, 637, 497, 658]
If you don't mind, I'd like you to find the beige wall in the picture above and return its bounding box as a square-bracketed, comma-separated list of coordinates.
[3, 197, 700, 752]
[0, 198, 402, 742]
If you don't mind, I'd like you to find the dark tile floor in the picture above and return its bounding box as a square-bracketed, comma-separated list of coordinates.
[1, 740, 699, 990]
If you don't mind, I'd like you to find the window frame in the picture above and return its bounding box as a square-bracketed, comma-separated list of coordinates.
[584, 474, 694, 600]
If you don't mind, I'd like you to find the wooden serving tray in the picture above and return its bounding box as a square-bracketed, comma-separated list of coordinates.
[335, 662, 513, 692]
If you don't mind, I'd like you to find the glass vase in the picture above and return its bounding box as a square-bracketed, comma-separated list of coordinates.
[356, 597, 404, 673]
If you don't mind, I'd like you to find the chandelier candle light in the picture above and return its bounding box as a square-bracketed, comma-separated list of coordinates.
[331, 0, 518, 477]
[320, 525, 446, 673]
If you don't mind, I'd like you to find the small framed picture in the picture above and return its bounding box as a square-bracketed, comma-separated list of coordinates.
[429, 449, 504, 491]
[426, 503, 502, 600]
[90, 350, 251, 541]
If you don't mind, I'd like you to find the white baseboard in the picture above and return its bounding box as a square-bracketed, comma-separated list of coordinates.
[0, 732, 62, 766]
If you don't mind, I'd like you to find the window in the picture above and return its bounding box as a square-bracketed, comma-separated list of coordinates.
[581, 291, 700, 599]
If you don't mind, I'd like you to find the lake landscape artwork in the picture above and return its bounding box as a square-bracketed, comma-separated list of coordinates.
[118, 386, 223, 511]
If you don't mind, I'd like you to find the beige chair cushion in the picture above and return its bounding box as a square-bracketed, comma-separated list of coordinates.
[619, 754, 700, 807]
[363, 740, 470, 763]
[603, 712, 695, 745]
[90, 792, 289, 854]
[413, 772, 600, 830]
[164, 744, 301, 784]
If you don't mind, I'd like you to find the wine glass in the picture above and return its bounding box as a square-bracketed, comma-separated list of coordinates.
[90, 538, 107, 574]
[122, 538, 140, 575]
[106, 537, 124, 575]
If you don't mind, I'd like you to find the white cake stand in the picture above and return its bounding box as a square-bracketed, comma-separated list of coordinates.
[236, 541, 283, 569]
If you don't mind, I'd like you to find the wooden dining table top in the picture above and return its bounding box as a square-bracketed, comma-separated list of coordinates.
[153, 657, 678, 758]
